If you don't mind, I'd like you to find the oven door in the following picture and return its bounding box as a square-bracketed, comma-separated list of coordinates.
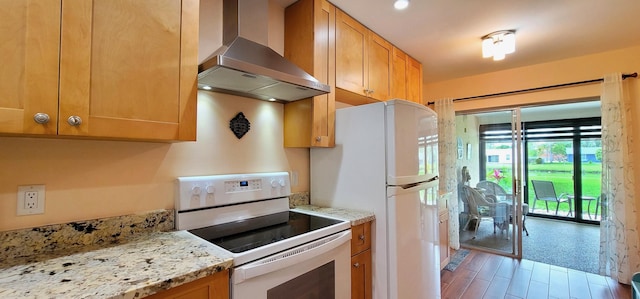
[232, 230, 351, 299]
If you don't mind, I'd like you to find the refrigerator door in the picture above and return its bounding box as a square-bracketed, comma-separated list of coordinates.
[387, 180, 440, 299]
[311, 101, 387, 210]
[385, 100, 438, 185]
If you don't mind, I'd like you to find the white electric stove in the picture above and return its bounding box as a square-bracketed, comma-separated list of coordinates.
[175, 172, 352, 299]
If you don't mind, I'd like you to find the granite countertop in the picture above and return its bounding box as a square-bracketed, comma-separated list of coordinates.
[292, 205, 375, 226]
[0, 210, 233, 299]
[0, 230, 232, 299]
[0, 203, 372, 299]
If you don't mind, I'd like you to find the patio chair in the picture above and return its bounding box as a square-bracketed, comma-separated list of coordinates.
[462, 186, 508, 239]
[530, 180, 573, 216]
[476, 180, 512, 201]
[477, 181, 530, 237]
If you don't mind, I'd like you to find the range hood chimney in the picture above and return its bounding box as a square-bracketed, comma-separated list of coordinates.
[198, 0, 330, 102]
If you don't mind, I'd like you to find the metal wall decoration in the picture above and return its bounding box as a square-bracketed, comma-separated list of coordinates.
[230, 112, 251, 139]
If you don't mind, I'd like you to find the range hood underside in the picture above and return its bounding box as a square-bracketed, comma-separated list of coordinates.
[197, 35, 330, 102]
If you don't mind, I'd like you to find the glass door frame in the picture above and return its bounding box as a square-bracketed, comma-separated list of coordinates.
[521, 117, 601, 224]
[457, 108, 524, 259]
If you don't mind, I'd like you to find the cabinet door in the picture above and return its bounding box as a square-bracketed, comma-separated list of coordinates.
[283, 0, 335, 148]
[146, 269, 229, 299]
[335, 10, 368, 97]
[439, 210, 450, 269]
[391, 47, 407, 100]
[406, 55, 423, 104]
[59, 0, 198, 141]
[352, 249, 372, 299]
[367, 33, 391, 101]
[311, 0, 336, 147]
[0, 0, 60, 135]
[351, 221, 371, 256]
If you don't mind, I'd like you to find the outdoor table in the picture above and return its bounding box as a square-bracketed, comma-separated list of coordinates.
[567, 195, 599, 219]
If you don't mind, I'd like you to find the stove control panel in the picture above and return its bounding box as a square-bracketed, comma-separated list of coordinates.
[224, 178, 261, 193]
[175, 172, 291, 211]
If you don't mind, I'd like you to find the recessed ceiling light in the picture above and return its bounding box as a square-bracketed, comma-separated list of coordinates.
[201, 85, 213, 90]
[268, 98, 277, 102]
[394, 0, 409, 10]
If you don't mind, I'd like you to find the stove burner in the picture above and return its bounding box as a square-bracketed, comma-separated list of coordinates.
[188, 211, 343, 253]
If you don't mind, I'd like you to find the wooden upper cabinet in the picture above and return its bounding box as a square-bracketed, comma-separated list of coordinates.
[335, 9, 392, 104]
[335, 9, 368, 97]
[367, 33, 391, 101]
[406, 55, 423, 104]
[391, 47, 408, 100]
[0, 0, 61, 135]
[284, 0, 335, 148]
[392, 47, 423, 104]
[59, 0, 198, 141]
[0, 0, 198, 141]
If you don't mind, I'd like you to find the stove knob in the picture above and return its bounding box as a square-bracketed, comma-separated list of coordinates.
[278, 179, 286, 187]
[270, 180, 279, 188]
[192, 185, 202, 195]
[206, 185, 215, 194]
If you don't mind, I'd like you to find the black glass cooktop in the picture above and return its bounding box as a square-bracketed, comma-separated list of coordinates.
[188, 211, 343, 253]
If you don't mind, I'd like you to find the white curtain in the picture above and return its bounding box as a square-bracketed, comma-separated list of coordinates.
[435, 98, 460, 249]
[599, 72, 640, 284]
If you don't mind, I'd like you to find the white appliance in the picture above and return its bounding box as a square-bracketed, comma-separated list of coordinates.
[175, 172, 351, 299]
[311, 99, 441, 299]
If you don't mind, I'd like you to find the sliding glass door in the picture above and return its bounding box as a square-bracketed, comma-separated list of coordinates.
[522, 118, 601, 223]
[457, 109, 523, 258]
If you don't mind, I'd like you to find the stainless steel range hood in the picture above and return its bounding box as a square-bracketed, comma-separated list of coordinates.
[198, 0, 330, 102]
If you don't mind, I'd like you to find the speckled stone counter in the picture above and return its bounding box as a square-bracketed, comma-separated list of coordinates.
[0, 210, 232, 299]
[292, 205, 375, 226]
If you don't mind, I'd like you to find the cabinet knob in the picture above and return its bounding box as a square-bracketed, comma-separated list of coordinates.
[315, 136, 322, 142]
[67, 116, 82, 126]
[353, 262, 360, 268]
[369, 89, 374, 94]
[359, 234, 365, 241]
[33, 113, 50, 124]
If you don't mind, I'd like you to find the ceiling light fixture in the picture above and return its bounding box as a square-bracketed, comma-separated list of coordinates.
[482, 30, 516, 61]
[394, 0, 409, 10]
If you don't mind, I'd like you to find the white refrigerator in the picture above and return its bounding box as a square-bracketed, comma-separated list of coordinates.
[311, 99, 440, 299]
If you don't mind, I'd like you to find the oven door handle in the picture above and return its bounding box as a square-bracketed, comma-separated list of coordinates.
[233, 229, 352, 284]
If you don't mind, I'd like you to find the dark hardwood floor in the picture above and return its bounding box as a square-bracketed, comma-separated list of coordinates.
[441, 249, 631, 299]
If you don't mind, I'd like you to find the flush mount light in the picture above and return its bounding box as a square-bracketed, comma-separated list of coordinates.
[482, 30, 516, 61]
[268, 98, 277, 102]
[201, 85, 213, 90]
[394, 0, 409, 10]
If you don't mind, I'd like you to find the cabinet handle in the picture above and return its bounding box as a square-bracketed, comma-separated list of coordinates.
[353, 262, 360, 268]
[359, 234, 365, 241]
[67, 115, 82, 126]
[33, 113, 50, 124]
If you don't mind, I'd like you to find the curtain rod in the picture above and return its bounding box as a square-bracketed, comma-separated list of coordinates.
[426, 72, 638, 105]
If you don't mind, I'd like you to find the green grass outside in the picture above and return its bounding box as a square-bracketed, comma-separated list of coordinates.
[485, 162, 602, 217]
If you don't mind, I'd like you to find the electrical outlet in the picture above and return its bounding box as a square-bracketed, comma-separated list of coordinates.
[17, 185, 45, 215]
[24, 191, 38, 209]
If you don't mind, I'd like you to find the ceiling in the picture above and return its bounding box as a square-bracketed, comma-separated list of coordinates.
[278, 0, 640, 84]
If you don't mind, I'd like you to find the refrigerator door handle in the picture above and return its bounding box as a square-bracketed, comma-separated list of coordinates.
[399, 176, 438, 190]
[389, 180, 438, 195]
